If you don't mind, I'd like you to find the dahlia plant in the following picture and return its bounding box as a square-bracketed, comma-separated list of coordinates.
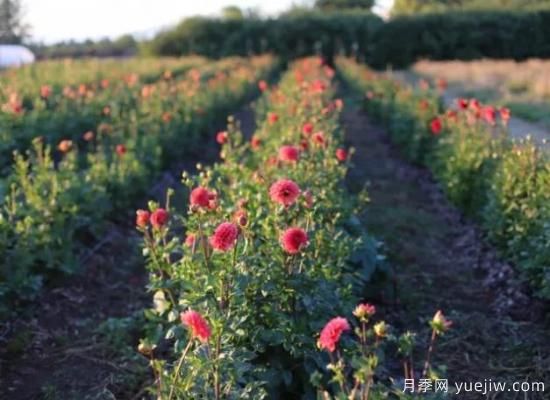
[137, 58, 380, 397]
[312, 306, 451, 400]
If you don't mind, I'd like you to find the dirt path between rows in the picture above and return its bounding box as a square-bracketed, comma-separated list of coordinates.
[342, 96, 550, 399]
[0, 106, 256, 400]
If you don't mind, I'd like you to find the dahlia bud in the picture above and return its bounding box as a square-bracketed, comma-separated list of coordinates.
[374, 321, 388, 338]
[136, 210, 150, 228]
[430, 310, 452, 335]
[353, 303, 376, 321]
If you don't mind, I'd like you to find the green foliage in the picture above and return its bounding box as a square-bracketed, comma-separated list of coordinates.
[371, 10, 550, 68]
[30, 34, 138, 59]
[222, 6, 244, 20]
[337, 57, 550, 299]
[392, 0, 550, 15]
[0, 0, 27, 44]
[315, 0, 375, 10]
[146, 13, 383, 62]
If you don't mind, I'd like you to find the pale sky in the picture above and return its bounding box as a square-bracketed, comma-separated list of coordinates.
[22, 0, 393, 44]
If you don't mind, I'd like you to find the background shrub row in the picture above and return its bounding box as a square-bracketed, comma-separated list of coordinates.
[145, 10, 550, 68]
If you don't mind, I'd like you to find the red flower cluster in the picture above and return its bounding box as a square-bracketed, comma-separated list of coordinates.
[269, 179, 300, 207]
[318, 317, 350, 352]
[210, 222, 239, 252]
[181, 310, 211, 343]
[281, 227, 308, 254]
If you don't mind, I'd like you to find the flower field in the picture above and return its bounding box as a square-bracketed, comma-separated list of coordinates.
[1, 55, 549, 399]
[0, 55, 276, 314]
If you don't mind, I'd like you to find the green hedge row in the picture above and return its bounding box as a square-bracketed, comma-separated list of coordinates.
[145, 13, 383, 62]
[146, 10, 550, 68]
[371, 10, 550, 68]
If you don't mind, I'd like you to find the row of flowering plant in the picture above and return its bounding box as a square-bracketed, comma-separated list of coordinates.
[0, 56, 277, 317]
[136, 57, 383, 398]
[312, 306, 451, 399]
[0, 56, 242, 168]
[337, 57, 550, 300]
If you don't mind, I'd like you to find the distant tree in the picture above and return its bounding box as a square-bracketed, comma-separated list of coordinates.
[392, 0, 550, 15]
[0, 0, 28, 44]
[315, 0, 375, 10]
[222, 5, 244, 20]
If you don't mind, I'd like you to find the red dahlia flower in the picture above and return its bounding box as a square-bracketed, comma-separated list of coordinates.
[233, 209, 248, 227]
[83, 131, 94, 141]
[280, 227, 308, 254]
[312, 131, 326, 146]
[302, 122, 314, 136]
[278, 145, 300, 163]
[318, 317, 350, 353]
[335, 148, 347, 162]
[136, 210, 150, 228]
[210, 222, 239, 252]
[268, 112, 278, 125]
[269, 179, 300, 207]
[180, 310, 211, 343]
[482, 106, 496, 126]
[430, 117, 442, 135]
[185, 233, 196, 247]
[258, 80, 268, 92]
[58, 140, 73, 153]
[150, 208, 169, 228]
[190, 187, 216, 209]
[116, 144, 126, 156]
[40, 85, 52, 99]
[216, 131, 228, 144]
[499, 107, 510, 123]
[251, 135, 261, 150]
[457, 98, 468, 110]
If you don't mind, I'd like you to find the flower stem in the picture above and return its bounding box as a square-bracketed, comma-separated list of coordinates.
[422, 329, 437, 377]
[168, 340, 193, 400]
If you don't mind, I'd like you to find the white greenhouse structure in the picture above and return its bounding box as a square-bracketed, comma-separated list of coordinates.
[0, 45, 35, 68]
